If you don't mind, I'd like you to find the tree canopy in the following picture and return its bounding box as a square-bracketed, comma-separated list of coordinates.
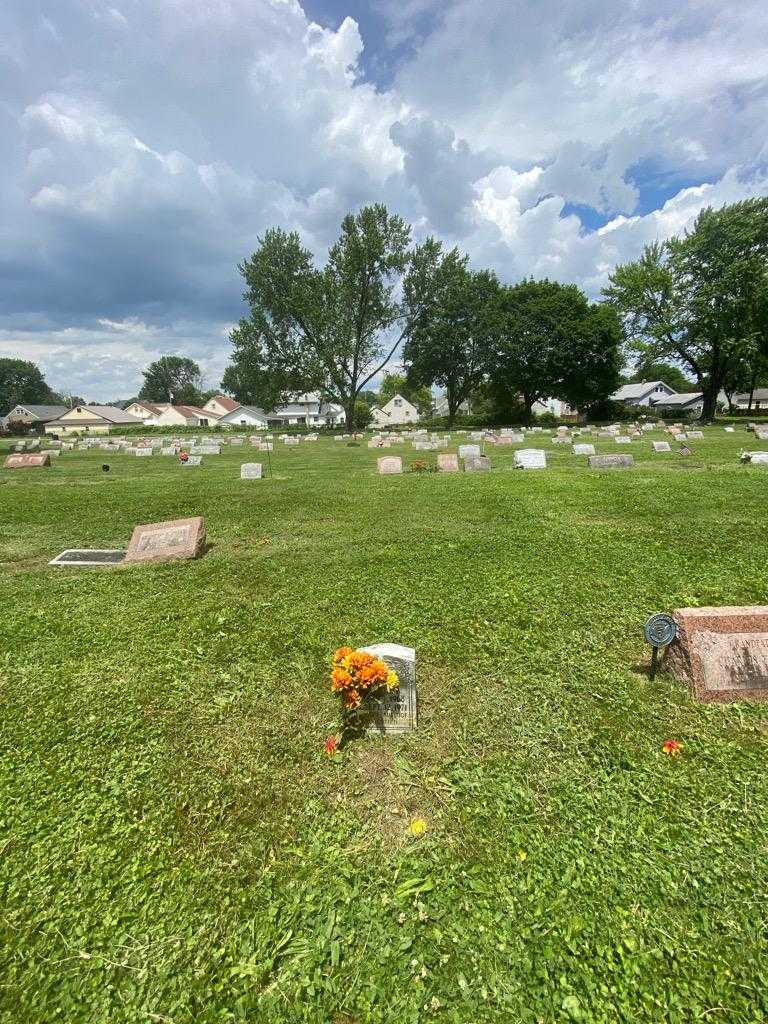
[0, 358, 57, 415]
[226, 205, 452, 427]
[139, 356, 203, 405]
[604, 197, 768, 420]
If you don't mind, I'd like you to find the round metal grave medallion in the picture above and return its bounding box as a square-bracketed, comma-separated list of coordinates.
[643, 613, 677, 648]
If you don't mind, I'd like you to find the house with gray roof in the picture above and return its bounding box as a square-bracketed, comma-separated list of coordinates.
[2, 403, 68, 430]
[611, 381, 678, 406]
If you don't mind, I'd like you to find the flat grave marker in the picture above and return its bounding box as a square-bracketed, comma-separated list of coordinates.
[124, 516, 206, 565]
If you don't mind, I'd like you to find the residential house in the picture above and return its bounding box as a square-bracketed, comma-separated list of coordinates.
[218, 405, 269, 429]
[203, 395, 241, 418]
[267, 393, 345, 427]
[433, 395, 471, 418]
[650, 392, 705, 414]
[731, 388, 768, 411]
[611, 381, 678, 406]
[532, 397, 575, 418]
[44, 405, 142, 435]
[123, 400, 170, 424]
[2, 404, 67, 431]
[370, 394, 419, 428]
[154, 405, 222, 428]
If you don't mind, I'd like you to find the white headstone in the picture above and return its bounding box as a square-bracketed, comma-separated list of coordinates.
[240, 463, 263, 479]
[514, 449, 547, 470]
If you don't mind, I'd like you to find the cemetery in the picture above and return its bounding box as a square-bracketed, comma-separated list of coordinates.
[2, 421, 768, 1020]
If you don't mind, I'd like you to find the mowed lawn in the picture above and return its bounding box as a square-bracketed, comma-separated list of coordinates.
[2, 430, 768, 1024]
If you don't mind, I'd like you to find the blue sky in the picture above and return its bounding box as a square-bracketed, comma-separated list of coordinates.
[1, 0, 766, 399]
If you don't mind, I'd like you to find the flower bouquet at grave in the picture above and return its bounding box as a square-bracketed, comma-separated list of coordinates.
[408, 459, 437, 474]
[330, 647, 398, 745]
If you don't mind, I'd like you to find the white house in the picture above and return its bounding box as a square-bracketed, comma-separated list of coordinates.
[650, 392, 705, 414]
[2, 404, 67, 430]
[155, 405, 222, 428]
[44, 405, 142, 435]
[203, 395, 241, 418]
[532, 397, 575, 418]
[611, 381, 677, 406]
[433, 395, 471, 418]
[123, 400, 170, 424]
[732, 388, 768, 411]
[268, 393, 345, 427]
[218, 405, 269, 429]
[370, 394, 419, 427]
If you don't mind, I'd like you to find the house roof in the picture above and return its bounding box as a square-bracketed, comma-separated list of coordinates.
[612, 381, 675, 401]
[220, 405, 267, 420]
[734, 388, 768, 403]
[47, 405, 142, 426]
[8, 404, 68, 421]
[129, 400, 164, 415]
[169, 405, 222, 419]
[208, 395, 240, 412]
[651, 392, 703, 407]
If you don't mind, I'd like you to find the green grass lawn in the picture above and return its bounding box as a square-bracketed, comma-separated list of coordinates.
[2, 429, 768, 1023]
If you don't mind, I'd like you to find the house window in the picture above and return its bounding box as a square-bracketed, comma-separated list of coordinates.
[394, 399, 402, 407]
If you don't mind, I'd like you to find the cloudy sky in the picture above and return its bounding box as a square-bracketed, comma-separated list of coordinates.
[2, 0, 767, 400]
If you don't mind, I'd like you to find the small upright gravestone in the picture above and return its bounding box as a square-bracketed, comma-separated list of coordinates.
[377, 456, 403, 475]
[359, 643, 417, 735]
[514, 449, 546, 470]
[464, 455, 491, 472]
[182, 455, 202, 467]
[652, 441, 672, 453]
[458, 444, 481, 460]
[124, 516, 205, 565]
[437, 453, 459, 472]
[588, 454, 634, 469]
[572, 443, 596, 456]
[240, 463, 263, 480]
[687, 430, 704, 440]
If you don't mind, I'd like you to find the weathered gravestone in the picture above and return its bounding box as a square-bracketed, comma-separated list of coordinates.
[240, 463, 263, 480]
[458, 444, 481, 459]
[724, 426, 735, 433]
[746, 452, 768, 465]
[588, 454, 634, 469]
[687, 430, 704, 440]
[573, 443, 596, 456]
[514, 449, 546, 470]
[4, 453, 51, 468]
[464, 455, 491, 472]
[359, 643, 417, 735]
[437, 453, 459, 472]
[191, 446, 220, 455]
[666, 606, 768, 703]
[551, 436, 570, 445]
[652, 441, 672, 453]
[615, 436, 632, 444]
[124, 516, 206, 565]
[182, 455, 202, 467]
[160, 446, 177, 455]
[377, 456, 403, 475]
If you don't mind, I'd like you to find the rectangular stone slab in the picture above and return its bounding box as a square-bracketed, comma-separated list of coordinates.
[377, 456, 402, 475]
[666, 606, 768, 703]
[49, 549, 126, 566]
[240, 463, 262, 479]
[437, 453, 459, 472]
[588, 454, 634, 469]
[4, 453, 51, 468]
[124, 516, 205, 565]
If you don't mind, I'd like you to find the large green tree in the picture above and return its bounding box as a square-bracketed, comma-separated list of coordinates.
[139, 356, 203, 405]
[489, 279, 622, 423]
[227, 205, 445, 428]
[403, 254, 497, 426]
[604, 198, 768, 420]
[0, 358, 56, 415]
[627, 352, 693, 394]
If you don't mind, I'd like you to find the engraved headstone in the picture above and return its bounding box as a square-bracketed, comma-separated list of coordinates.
[4, 453, 51, 468]
[458, 444, 481, 459]
[464, 455, 491, 472]
[182, 455, 202, 466]
[588, 454, 634, 469]
[240, 462, 263, 479]
[124, 516, 205, 565]
[49, 549, 126, 567]
[377, 456, 403, 475]
[437, 453, 459, 472]
[359, 643, 417, 735]
[514, 449, 546, 470]
[652, 441, 672, 453]
[572, 443, 596, 456]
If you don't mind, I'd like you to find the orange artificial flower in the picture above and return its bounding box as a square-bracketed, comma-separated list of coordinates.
[333, 647, 353, 664]
[344, 690, 361, 709]
[331, 667, 353, 691]
[324, 735, 338, 755]
[661, 739, 683, 756]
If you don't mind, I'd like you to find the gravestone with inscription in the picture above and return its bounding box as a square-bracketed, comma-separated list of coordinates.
[458, 444, 481, 460]
[652, 440, 672, 452]
[514, 449, 546, 470]
[687, 430, 704, 440]
[359, 643, 417, 735]
[4, 453, 51, 469]
[49, 549, 126, 567]
[182, 455, 202, 467]
[573, 443, 596, 456]
[124, 516, 206, 565]
[377, 456, 403, 475]
[588, 454, 634, 469]
[464, 455, 491, 472]
[667, 606, 768, 703]
[437, 453, 459, 472]
[240, 462, 263, 479]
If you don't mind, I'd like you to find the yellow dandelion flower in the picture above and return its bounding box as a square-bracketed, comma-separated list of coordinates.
[408, 818, 427, 837]
[517, 849, 527, 862]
